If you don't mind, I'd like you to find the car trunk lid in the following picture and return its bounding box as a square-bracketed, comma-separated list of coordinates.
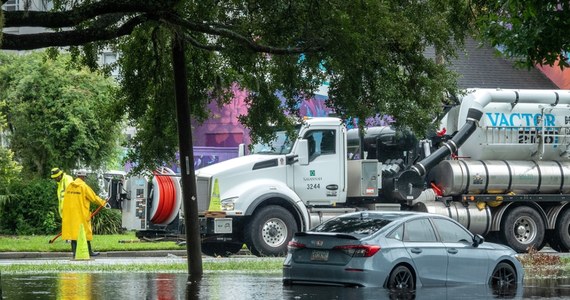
[289, 232, 379, 265]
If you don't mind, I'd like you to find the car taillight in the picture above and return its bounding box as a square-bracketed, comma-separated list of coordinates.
[333, 245, 381, 257]
[287, 240, 306, 251]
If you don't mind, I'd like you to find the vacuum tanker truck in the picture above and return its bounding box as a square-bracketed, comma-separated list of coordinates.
[117, 88, 570, 256]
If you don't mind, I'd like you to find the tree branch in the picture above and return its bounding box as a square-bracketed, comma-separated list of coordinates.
[183, 34, 223, 52]
[1, 15, 146, 50]
[3, 0, 176, 28]
[2, 2, 324, 54]
[161, 12, 325, 54]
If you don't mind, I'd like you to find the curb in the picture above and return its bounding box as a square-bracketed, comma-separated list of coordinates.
[0, 250, 188, 260]
[0, 249, 253, 260]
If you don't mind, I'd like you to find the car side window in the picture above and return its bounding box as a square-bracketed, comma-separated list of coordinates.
[387, 225, 404, 241]
[432, 218, 473, 243]
[404, 219, 437, 242]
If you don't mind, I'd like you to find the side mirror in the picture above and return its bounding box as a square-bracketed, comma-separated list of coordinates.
[297, 139, 309, 165]
[472, 234, 484, 247]
[238, 144, 246, 157]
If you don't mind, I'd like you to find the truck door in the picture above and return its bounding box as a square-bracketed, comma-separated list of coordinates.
[293, 129, 343, 205]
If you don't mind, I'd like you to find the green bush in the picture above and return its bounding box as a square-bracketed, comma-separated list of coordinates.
[0, 178, 59, 235]
[92, 207, 123, 235]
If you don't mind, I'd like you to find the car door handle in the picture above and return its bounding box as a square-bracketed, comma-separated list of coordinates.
[447, 248, 458, 254]
[410, 248, 422, 254]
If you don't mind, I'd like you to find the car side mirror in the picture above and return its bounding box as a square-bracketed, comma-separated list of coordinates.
[472, 234, 484, 247]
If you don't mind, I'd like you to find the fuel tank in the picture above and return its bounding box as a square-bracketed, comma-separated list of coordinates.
[427, 160, 570, 196]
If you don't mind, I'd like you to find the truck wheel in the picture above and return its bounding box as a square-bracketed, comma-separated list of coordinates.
[501, 206, 545, 253]
[201, 242, 243, 257]
[245, 205, 297, 257]
[552, 209, 570, 252]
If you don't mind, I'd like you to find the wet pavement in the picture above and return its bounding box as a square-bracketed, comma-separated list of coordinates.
[0, 252, 190, 266]
[0, 250, 266, 268]
[1, 251, 570, 299]
[2, 271, 570, 299]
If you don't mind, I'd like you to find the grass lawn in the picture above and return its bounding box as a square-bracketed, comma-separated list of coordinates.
[0, 259, 284, 273]
[0, 231, 185, 252]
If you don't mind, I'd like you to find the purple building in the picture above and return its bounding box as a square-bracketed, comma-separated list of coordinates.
[192, 84, 332, 148]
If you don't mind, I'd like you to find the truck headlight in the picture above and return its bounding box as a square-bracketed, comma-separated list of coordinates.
[221, 197, 238, 211]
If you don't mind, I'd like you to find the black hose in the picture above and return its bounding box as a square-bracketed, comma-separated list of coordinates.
[412, 108, 483, 176]
[391, 108, 483, 201]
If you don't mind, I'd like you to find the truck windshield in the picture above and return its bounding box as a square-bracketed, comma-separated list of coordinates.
[251, 128, 298, 155]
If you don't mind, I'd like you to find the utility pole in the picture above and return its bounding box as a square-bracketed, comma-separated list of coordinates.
[172, 33, 203, 276]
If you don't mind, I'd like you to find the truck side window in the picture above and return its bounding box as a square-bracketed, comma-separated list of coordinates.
[305, 130, 335, 161]
[320, 130, 336, 155]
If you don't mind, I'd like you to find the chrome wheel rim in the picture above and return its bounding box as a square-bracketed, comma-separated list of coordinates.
[262, 217, 287, 247]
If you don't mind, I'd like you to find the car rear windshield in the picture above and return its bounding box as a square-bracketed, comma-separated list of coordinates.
[312, 212, 401, 235]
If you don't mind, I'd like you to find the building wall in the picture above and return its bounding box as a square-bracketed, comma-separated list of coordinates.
[537, 64, 570, 89]
[191, 84, 333, 147]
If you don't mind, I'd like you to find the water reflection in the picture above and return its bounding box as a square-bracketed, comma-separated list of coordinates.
[186, 276, 201, 300]
[58, 273, 92, 299]
[283, 283, 523, 299]
[525, 277, 570, 299]
[2, 273, 570, 299]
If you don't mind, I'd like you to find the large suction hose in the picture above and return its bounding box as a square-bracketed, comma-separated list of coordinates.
[412, 108, 483, 177]
[392, 108, 482, 200]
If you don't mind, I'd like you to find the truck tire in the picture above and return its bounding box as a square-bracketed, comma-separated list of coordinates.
[245, 205, 297, 257]
[551, 209, 570, 252]
[201, 242, 243, 257]
[501, 206, 545, 253]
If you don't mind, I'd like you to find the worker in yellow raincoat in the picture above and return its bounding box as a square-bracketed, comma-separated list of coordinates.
[61, 169, 107, 257]
[51, 167, 74, 218]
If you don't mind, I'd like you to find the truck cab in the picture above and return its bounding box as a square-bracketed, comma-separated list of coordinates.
[196, 117, 352, 256]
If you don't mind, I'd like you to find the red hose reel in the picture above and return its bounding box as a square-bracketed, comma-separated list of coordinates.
[150, 168, 181, 225]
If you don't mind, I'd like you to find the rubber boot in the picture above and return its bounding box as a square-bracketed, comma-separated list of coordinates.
[87, 241, 99, 257]
[71, 240, 77, 258]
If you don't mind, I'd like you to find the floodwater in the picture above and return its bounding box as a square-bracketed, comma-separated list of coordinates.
[1, 272, 570, 300]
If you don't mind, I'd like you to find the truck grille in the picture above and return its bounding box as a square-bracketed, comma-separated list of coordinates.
[196, 176, 211, 213]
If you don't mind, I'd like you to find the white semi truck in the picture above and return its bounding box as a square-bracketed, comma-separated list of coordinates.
[193, 88, 570, 257]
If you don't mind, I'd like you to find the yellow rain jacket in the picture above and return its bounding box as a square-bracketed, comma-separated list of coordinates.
[61, 178, 106, 241]
[56, 173, 74, 217]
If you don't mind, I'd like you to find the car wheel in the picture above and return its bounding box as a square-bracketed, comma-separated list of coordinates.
[489, 262, 517, 290]
[245, 205, 297, 257]
[201, 242, 243, 257]
[501, 206, 545, 253]
[387, 265, 415, 291]
[553, 209, 570, 252]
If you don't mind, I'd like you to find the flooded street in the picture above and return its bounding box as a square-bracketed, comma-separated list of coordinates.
[2, 272, 570, 299]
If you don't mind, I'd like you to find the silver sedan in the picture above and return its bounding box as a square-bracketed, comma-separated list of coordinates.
[282, 211, 524, 291]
